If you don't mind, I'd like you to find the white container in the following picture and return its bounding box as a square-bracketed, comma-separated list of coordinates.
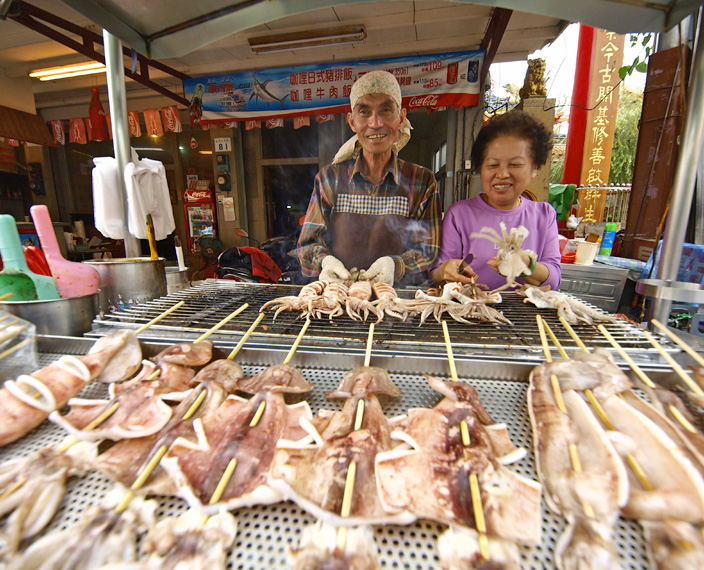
[574, 241, 600, 265]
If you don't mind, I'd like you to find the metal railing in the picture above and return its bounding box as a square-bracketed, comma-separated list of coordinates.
[575, 184, 631, 225]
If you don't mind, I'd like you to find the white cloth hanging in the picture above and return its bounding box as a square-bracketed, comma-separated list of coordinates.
[92, 150, 175, 240]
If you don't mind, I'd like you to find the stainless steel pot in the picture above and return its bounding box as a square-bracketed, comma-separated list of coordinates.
[83, 257, 167, 315]
[0, 292, 99, 336]
[165, 267, 190, 294]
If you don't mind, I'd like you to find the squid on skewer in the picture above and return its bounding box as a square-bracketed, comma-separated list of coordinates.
[259, 281, 328, 320]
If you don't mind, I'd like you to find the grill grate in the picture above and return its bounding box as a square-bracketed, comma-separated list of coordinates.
[0, 347, 652, 570]
[91, 281, 667, 361]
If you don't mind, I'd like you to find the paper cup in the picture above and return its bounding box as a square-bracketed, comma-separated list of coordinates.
[575, 241, 599, 265]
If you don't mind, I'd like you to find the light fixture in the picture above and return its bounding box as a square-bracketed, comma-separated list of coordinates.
[29, 62, 106, 81]
[249, 25, 365, 54]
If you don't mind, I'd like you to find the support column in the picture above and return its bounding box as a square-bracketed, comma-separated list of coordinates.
[103, 29, 141, 257]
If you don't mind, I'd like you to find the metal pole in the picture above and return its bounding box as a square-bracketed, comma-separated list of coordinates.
[651, 14, 704, 326]
[445, 106, 457, 212]
[103, 29, 141, 257]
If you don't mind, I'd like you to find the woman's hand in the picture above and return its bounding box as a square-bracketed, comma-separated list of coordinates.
[430, 259, 477, 286]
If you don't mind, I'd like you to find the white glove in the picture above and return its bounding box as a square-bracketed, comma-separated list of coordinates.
[319, 255, 351, 282]
[359, 256, 395, 285]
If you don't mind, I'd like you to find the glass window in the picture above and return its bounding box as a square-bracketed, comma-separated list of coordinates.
[261, 120, 319, 159]
[263, 164, 317, 237]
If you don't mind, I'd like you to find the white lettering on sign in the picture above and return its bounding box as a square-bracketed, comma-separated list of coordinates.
[213, 137, 232, 152]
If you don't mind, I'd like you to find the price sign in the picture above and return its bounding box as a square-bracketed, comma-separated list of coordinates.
[213, 137, 232, 152]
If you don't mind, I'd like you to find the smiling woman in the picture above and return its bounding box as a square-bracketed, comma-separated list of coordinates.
[431, 110, 561, 291]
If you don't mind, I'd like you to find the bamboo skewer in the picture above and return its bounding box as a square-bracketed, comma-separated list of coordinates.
[364, 322, 374, 368]
[641, 329, 704, 396]
[535, 316, 566, 413]
[227, 313, 265, 360]
[193, 303, 249, 343]
[0, 318, 20, 331]
[134, 300, 186, 334]
[442, 320, 489, 560]
[0, 292, 13, 301]
[441, 321, 459, 382]
[597, 325, 657, 389]
[651, 318, 704, 368]
[560, 317, 696, 434]
[283, 318, 311, 365]
[0, 337, 31, 361]
[544, 318, 654, 492]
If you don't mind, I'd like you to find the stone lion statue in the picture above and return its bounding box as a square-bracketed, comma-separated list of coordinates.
[519, 58, 548, 99]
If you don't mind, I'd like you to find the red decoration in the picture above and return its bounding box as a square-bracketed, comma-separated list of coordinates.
[143, 108, 164, 136]
[69, 118, 87, 144]
[88, 87, 109, 141]
[128, 112, 142, 137]
[50, 120, 65, 145]
[161, 106, 182, 132]
[190, 137, 198, 149]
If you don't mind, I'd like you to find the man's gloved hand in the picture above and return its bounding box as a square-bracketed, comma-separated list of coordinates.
[359, 256, 395, 285]
[319, 255, 351, 282]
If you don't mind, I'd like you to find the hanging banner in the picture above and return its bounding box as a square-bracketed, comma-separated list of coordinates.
[105, 115, 113, 139]
[265, 118, 283, 129]
[143, 108, 164, 136]
[50, 120, 65, 145]
[293, 116, 310, 129]
[245, 120, 260, 130]
[69, 118, 87, 144]
[183, 49, 484, 124]
[578, 29, 625, 223]
[161, 105, 183, 132]
[316, 114, 335, 123]
[127, 111, 142, 137]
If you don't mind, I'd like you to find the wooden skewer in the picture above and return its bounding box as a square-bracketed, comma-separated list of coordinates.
[561, 317, 697, 435]
[227, 313, 265, 360]
[460, 420, 470, 446]
[0, 337, 32, 361]
[0, 318, 20, 332]
[536, 317, 596, 517]
[441, 321, 459, 382]
[57, 402, 121, 452]
[651, 319, 704, 368]
[134, 300, 186, 334]
[0, 314, 9, 322]
[0, 292, 13, 301]
[550, 319, 655, 492]
[283, 318, 311, 365]
[536, 317, 567, 413]
[193, 303, 249, 344]
[364, 322, 374, 368]
[468, 470, 490, 559]
[641, 329, 704, 396]
[597, 325, 656, 389]
[115, 444, 169, 513]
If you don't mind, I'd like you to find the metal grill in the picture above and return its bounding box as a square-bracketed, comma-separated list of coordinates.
[89, 281, 672, 364]
[0, 340, 654, 570]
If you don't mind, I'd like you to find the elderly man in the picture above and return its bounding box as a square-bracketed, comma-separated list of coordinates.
[297, 70, 441, 286]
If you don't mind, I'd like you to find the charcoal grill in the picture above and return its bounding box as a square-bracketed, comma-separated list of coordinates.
[88, 281, 677, 370]
[3, 337, 687, 570]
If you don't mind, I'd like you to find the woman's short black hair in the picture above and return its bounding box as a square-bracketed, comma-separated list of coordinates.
[470, 110, 553, 172]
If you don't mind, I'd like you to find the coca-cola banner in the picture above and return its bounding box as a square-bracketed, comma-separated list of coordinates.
[50, 120, 65, 145]
[127, 111, 142, 137]
[183, 49, 483, 125]
[161, 105, 182, 132]
[105, 115, 113, 139]
[293, 116, 310, 129]
[143, 108, 164, 136]
[69, 118, 87, 144]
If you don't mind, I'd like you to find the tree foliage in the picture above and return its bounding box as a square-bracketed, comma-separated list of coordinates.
[609, 86, 643, 184]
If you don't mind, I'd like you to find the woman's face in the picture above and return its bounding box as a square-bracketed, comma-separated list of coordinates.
[480, 135, 538, 210]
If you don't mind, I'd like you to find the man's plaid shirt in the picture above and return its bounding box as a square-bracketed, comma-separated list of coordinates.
[297, 152, 441, 283]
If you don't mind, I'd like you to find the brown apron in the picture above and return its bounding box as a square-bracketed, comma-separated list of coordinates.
[331, 211, 409, 271]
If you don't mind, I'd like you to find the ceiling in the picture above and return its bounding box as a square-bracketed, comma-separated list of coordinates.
[0, 0, 700, 121]
[0, 1, 569, 119]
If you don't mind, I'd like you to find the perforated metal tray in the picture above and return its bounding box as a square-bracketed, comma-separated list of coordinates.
[0, 345, 652, 569]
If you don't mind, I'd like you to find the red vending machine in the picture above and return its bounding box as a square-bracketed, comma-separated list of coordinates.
[183, 183, 217, 254]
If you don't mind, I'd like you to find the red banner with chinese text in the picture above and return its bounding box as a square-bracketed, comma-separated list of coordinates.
[143, 108, 164, 136]
[69, 118, 87, 144]
[577, 29, 625, 223]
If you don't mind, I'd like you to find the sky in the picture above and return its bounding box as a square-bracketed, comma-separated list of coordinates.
[489, 23, 650, 111]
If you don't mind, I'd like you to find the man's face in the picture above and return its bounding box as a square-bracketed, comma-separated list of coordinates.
[347, 93, 406, 157]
